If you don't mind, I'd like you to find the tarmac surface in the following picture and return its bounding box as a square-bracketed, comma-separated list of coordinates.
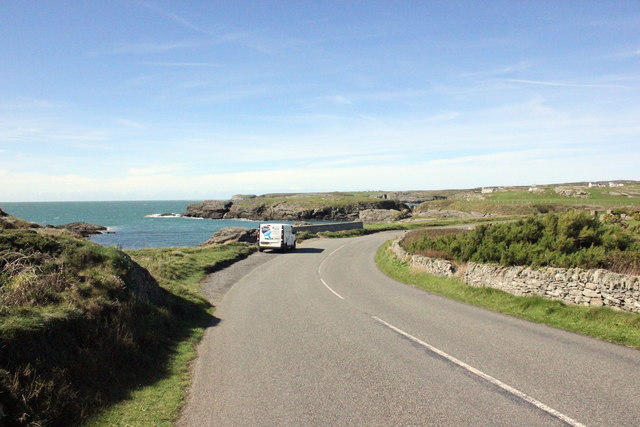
[180, 232, 640, 426]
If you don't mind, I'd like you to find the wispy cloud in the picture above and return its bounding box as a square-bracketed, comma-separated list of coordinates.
[1, 146, 636, 201]
[326, 95, 352, 105]
[90, 40, 214, 56]
[420, 112, 459, 123]
[133, 1, 285, 55]
[117, 118, 145, 129]
[503, 78, 634, 89]
[134, 0, 215, 36]
[139, 61, 221, 67]
[0, 97, 71, 110]
[605, 48, 640, 59]
[127, 164, 183, 175]
[460, 61, 531, 78]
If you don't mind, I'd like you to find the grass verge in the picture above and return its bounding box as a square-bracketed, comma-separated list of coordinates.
[376, 240, 640, 350]
[86, 243, 255, 426]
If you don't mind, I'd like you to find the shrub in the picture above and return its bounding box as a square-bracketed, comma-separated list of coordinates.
[402, 212, 640, 273]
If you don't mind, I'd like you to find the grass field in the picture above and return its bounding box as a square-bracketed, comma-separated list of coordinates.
[413, 184, 640, 217]
[376, 240, 640, 350]
[487, 185, 640, 206]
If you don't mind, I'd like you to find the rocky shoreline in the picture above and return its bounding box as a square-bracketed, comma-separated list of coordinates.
[0, 209, 108, 238]
[182, 199, 409, 221]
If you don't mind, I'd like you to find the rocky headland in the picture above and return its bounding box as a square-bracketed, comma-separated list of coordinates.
[54, 222, 108, 237]
[0, 209, 108, 238]
[183, 197, 409, 221]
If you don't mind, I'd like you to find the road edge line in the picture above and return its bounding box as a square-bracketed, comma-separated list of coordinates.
[371, 315, 586, 427]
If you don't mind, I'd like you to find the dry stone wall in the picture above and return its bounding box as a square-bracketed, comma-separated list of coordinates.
[294, 221, 363, 234]
[390, 239, 640, 313]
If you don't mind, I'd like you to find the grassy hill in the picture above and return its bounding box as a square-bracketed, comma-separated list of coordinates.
[0, 214, 253, 426]
[413, 183, 640, 218]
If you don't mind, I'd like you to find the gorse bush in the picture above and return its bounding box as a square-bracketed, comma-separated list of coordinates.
[402, 212, 640, 273]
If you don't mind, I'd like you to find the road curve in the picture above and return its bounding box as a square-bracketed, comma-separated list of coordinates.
[180, 232, 640, 426]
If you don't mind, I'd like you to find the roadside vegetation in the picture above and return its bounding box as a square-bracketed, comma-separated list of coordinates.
[88, 243, 254, 426]
[402, 211, 640, 275]
[376, 240, 640, 350]
[0, 220, 253, 426]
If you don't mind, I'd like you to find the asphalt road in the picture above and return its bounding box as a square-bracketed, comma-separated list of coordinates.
[180, 232, 640, 426]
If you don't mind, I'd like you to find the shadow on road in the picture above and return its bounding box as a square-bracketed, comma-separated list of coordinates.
[292, 247, 325, 254]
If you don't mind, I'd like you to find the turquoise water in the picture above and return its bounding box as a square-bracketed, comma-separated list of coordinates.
[0, 201, 270, 249]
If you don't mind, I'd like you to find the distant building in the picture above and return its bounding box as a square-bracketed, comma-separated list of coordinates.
[588, 182, 606, 188]
[609, 182, 624, 187]
[481, 187, 496, 194]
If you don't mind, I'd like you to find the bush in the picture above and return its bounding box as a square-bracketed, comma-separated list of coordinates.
[402, 212, 640, 273]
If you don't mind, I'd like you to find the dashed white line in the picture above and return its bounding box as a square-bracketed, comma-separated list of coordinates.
[320, 278, 345, 300]
[371, 316, 586, 427]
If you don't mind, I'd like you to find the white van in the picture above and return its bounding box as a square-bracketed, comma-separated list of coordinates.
[257, 223, 296, 252]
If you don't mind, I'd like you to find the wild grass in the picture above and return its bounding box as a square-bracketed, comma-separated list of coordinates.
[0, 226, 254, 426]
[86, 243, 255, 426]
[376, 241, 640, 349]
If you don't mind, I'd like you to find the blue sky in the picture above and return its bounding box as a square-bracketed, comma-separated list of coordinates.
[1, 1, 638, 201]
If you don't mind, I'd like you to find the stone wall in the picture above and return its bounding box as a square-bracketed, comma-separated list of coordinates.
[390, 239, 640, 313]
[294, 221, 364, 234]
[390, 240, 457, 277]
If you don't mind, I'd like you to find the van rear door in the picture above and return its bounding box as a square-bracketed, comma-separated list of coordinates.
[259, 224, 282, 248]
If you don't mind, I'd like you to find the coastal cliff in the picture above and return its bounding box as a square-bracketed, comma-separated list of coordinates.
[183, 196, 408, 221]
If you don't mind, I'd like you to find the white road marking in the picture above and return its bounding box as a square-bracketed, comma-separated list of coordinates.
[318, 244, 345, 272]
[318, 245, 347, 300]
[328, 245, 345, 257]
[371, 316, 586, 427]
[321, 278, 345, 300]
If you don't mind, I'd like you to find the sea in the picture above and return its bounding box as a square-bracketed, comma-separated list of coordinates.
[0, 200, 302, 250]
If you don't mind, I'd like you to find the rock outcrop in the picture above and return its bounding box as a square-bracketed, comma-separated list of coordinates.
[123, 259, 166, 304]
[414, 209, 487, 218]
[55, 222, 107, 237]
[555, 186, 589, 198]
[200, 227, 257, 246]
[183, 199, 408, 221]
[0, 211, 40, 230]
[183, 200, 233, 219]
[376, 191, 447, 203]
[231, 194, 257, 201]
[359, 209, 406, 224]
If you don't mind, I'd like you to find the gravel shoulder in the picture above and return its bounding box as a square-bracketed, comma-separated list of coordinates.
[199, 250, 275, 305]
